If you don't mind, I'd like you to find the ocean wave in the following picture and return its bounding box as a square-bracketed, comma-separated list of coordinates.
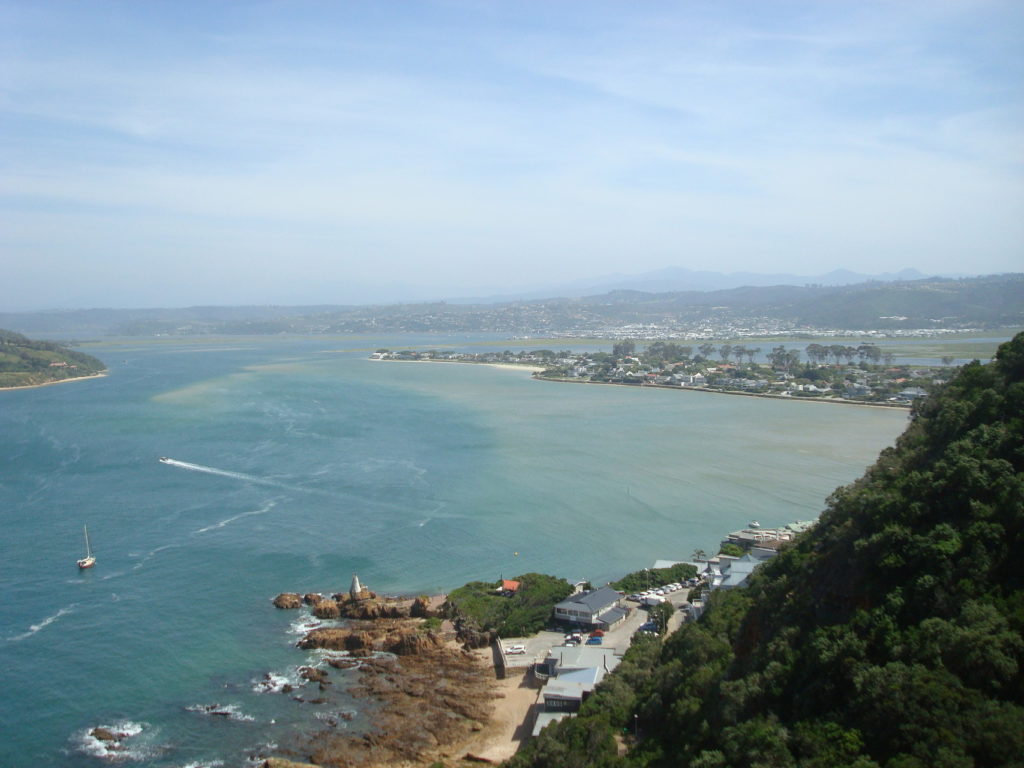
[179, 762, 224, 768]
[73, 720, 163, 762]
[243, 743, 278, 765]
[251, 670, 301, 694]
[286, 612, 327, 636]
[7, 604, 76, 642]
[184, 703, 256, 722]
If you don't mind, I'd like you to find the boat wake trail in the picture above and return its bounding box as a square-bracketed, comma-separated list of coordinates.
[7, 604, 77, 642]
[159, 458, 319, 495]
[195, 499, 278, 534]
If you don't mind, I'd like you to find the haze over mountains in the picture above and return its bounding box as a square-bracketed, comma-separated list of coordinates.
[3, 274, 1020, 339]
[452, 267, 943, 304]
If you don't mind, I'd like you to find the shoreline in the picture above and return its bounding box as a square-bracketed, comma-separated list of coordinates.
[370, 357, 545, 373]
[0, 371, 107, 392]
[373, 358, 909, 410]
[270, 590, 532, 766]
[534, 375, 911, 410]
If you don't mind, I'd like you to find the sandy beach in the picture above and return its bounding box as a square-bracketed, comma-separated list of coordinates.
[0, 371, 107, 392]
[463, 660, 540, 762]
[371, 357, 544, 374]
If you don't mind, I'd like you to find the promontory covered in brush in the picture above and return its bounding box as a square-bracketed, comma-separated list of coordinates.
[510, 333, 1024, 768]
[0, 329, 105, 388]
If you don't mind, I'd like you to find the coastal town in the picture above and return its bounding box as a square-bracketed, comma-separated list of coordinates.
[370, 342, 954, 407]
[253, 520, 808, 767]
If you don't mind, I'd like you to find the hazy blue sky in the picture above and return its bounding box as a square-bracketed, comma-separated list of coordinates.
[2, 1, 1022, 309]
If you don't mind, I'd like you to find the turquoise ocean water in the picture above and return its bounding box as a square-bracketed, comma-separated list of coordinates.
[0, 334, 909, 766]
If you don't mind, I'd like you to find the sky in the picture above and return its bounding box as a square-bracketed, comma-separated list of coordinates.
[2, 0, 1022, 310]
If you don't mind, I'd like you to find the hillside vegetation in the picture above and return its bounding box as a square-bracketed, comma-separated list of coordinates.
[510, 333, 1024, 768]
[0, 329, 106, 388]
[445, 573, 574, 638]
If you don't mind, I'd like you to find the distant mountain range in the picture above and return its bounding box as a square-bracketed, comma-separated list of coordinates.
[450, 267, 943, 303]
[2, 273, 1019, 338]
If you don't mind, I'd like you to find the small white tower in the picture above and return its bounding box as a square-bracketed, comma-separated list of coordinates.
[350, 573, 363, 600]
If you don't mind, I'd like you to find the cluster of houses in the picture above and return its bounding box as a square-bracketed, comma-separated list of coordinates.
[524, 521, 819, 733]
[370, 348, 942, 405]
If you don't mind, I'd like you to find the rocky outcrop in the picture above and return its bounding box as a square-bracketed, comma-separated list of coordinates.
[456, 626, 497, 650]
[298, 621, 446, 657]
[272, 593, 302, 609]
[311, 599, 340, 619]
[302, 593, 322, 606]
[298, 666, 329, 684]
[390, 630, 446, 656]
[90, 727, 118, 742]
[261, 759, 320, 768]
[296, 649, 495, 767]
[410, 595, 432, 618]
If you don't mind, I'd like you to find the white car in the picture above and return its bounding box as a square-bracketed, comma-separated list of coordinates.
[505, 645, 526, 655]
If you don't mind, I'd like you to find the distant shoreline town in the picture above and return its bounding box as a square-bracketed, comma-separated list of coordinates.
[369, 341, 960, 408]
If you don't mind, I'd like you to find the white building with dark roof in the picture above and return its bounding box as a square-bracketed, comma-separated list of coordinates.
[552, 586, 628, 629]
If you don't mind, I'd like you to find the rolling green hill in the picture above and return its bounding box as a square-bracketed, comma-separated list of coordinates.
[0, 329, 106, 388]
[510, 333, 1024, 768]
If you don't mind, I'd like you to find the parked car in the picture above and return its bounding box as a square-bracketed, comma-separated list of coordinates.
[585, 636, 603, 645]
[505, 645, 526, 655]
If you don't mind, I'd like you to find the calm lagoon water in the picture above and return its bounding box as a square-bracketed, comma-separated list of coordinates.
[0, 335, 908, 766]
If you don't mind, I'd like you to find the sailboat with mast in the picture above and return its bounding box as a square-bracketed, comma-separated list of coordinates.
[77, 525, 96, 569]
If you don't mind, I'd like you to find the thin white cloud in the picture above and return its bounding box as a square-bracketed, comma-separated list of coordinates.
[1, 0, 1022, 308]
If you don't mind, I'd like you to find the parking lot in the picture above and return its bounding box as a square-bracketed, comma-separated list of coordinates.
[497, 583, 692, 670]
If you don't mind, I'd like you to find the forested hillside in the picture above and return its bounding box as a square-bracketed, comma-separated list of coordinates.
[510, 333, 1024, 768]
[0, 329, 106, 388]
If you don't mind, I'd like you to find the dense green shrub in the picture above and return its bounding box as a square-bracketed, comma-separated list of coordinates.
[611, 563, 697, 592]
[445, 572, 573, 637]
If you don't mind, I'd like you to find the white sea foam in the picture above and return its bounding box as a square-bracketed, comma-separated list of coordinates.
[195, 499, 277, 534]
[131, 543, 177, 569]
[7, 604, 76, 642]
[287, 612, 325, 636]
[74, 720, 158, 762]
[251, 670, 302, 694]
[179, 762, 224, 768]
[184, 703, 256, 722]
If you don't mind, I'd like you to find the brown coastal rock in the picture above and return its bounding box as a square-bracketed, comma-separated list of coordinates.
[298, 621, 447, 657]
[261, 759, 320, 768]
[302, 593, 321, 605]
[272, 593, 302, 609]
[298, 647, 495, 767]
[410, 595, 432, 618]
[91, 727, 118, 742]
[337, 597, 410, 620]
[298, 666, 329, 684]
[388, 629, 446, 655]
[311, 599, 340, 619]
